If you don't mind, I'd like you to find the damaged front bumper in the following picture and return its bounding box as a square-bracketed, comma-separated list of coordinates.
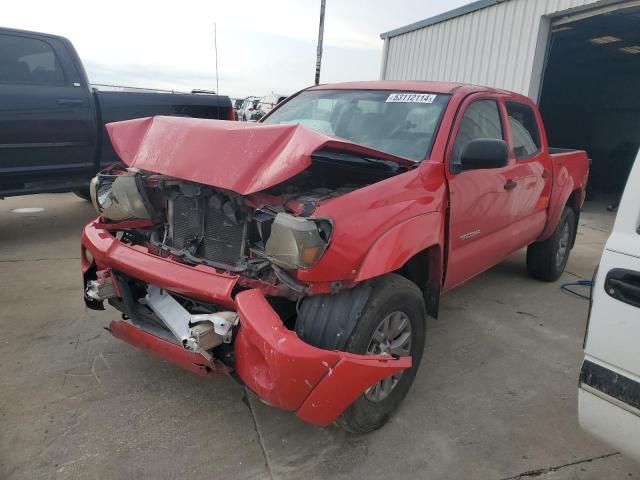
[81, 221, 411, 426]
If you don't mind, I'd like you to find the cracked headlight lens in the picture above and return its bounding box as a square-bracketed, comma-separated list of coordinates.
[90, 170, 151, 221]
[265, 213, 332, 269]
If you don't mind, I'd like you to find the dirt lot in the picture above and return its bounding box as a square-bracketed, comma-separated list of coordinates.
[1, 193, 639, 479]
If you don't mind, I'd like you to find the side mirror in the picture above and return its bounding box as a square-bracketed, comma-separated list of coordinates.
[461, 138, 509, 171]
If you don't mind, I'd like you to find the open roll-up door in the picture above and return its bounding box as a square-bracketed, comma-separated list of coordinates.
[552, 0, 640, 26]
[539, 0, 640, 196]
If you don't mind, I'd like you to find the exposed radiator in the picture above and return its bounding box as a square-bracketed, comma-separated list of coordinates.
[169, 195, 202, 250]
[198, 205, 247, 266]
[169, 195, 247, 268]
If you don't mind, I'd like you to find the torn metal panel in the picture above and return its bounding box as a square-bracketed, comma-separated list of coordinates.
[295, 354, 412, 426]
[144, 285, 237, 355]
[85, 270, 116, 302]
[233, 288, 411, 424]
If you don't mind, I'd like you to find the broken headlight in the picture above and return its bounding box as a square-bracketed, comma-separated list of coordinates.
[90, 169, 152, 221]
[265, 213, 332, 269]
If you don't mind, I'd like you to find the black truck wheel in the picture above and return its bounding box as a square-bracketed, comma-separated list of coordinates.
[73, 189, 91, 201]
[296, 274, 426, 433]
[526, 207, 575, 282]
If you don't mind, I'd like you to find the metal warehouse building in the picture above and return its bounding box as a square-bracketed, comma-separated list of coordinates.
[380, 0, 640, 196]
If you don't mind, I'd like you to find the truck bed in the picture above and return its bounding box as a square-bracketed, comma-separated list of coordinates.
[94, 89, 233, 167]
[549, 147, 590, 174]
[538, 147, 590, 242]
[0, 26, 234, 198]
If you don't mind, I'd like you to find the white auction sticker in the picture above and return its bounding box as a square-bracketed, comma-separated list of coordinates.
[386, 93, 437, 104]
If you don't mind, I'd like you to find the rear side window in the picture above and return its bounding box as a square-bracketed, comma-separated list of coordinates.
[507, 102, 541, 159]
[452, 99, 503, 168]
[0, 34, 65, 85]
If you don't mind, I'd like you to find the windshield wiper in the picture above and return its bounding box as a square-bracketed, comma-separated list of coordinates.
[311, 149, 406, 172]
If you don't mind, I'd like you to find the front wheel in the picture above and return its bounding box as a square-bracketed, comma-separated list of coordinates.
[296, 274, 426, 433]
[526, 207, 576, 282]
[329, 275, 427, 433]
[73, 188, 91, 201]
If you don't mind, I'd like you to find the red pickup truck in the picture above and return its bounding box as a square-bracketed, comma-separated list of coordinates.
[81, 81, 589, 433]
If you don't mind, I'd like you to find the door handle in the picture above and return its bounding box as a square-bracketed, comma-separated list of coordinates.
[542, 169, 550, 179]
[57, 99, 84, 105]
[605, 269, 640, 308]
[504, 180, 518, 191]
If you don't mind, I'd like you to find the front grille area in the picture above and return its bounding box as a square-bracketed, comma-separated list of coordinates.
[169, 195, 247, 268]
[199, 206, 247, 266]
[170, 195, 203, 250]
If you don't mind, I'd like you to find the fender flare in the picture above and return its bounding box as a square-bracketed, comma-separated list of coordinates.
[538, 175, 585, 242]
[354, 212, 443, 283]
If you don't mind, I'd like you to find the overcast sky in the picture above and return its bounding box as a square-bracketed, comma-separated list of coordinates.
[4, 0, 470, 98]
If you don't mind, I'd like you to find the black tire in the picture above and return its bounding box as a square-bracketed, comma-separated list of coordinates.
[297, 274, 426, 433]
[526, 207, 575, 282]
[73, 189, 91, 201]
[338, 274, 426, 433]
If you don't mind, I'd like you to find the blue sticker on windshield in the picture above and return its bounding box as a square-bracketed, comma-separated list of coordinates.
[385, 93, 437, 104]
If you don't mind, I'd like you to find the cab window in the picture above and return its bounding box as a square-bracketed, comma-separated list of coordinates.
[0, 34, 65, 85]
[451, 99, 503, 169]
[506, 102, 540, 159]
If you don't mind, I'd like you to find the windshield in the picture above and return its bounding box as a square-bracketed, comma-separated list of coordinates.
[262, 89, 450, 161]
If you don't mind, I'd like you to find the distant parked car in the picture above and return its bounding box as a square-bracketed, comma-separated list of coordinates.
[249, 94, 288, 121]
[232, 98, 243, 120]
[0, 26, 233, 199]
[579, 149, 640, 461]
[237, 96, 259, 121]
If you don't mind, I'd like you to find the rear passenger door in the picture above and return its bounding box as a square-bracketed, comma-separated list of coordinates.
[0, 32, 95, 181]
[504, 101, 554, 247]
[444, 97, 516, 290]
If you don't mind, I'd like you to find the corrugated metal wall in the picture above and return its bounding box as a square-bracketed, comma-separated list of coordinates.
[381, 0, 601, 96]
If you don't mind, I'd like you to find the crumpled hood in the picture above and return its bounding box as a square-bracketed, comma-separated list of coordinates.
[106, 116, 413, 195]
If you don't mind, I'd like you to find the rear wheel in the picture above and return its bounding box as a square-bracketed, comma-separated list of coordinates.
[297, 274, 426, 433]
[526, 207, 575, 282]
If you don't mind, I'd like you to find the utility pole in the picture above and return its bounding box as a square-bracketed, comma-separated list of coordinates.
[214, 22, 219, 94]
[315, 0, 326, 85]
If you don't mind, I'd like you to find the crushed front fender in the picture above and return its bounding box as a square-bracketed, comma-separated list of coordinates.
[234, 289, 411, 426]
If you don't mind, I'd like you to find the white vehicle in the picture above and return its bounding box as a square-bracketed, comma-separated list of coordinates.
[580, 150, 640, 461]
[237, 96, 260, 122]
[249, 94, 288, 121]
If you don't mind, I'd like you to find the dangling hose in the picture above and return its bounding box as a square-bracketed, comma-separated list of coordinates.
[560, 280, 593, 300]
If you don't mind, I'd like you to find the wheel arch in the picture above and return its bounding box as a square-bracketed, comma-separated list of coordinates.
[354, 213, 444, 318]
[539, 179, 585, 243]
[393, 247, 442, 318]
[566, 189, 582, 248]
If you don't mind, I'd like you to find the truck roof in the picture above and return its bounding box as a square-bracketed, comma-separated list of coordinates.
[0, 26, 68, 42]
[308, 80, 517, 98]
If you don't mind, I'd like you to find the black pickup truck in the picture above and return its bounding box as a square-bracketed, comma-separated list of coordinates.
[0, 27, 233, 198]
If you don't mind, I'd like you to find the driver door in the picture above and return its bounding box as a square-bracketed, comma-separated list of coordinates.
[444, 97, 518, 291]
